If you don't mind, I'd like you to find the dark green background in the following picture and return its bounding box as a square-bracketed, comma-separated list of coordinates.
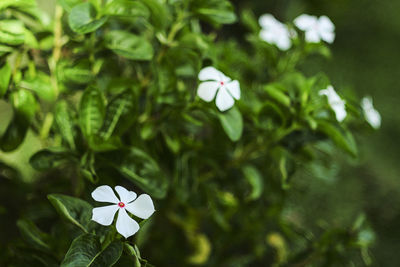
[233, 0, 400, 265]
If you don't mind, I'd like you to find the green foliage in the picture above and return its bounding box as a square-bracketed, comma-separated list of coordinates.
[61, 234, 123, 267]
[0, 0, 379, 266]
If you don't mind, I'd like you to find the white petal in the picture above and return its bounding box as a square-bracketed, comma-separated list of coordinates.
[198, 67, 227, 82]
[197, 81, 220, 102]
[320, 86, 341, 104]
[305, 29, 321, 43]
[319, 30, 335, 43]
[215, 87, 235, 112]
[125, 194, 155, 220]
[362, 97, 381, 129]
[115, 186, 137, 204]
[259, 14, 279, 28]
[361, 97, 373, 109]
[226, 80, 241, 100]
[91, 185, 120, 204]
[318, 17, 335, 43]
[294, 14, 317, 30]
[366, 110, 381, 129]
[259, 29, 277, 43]
[275, 33, 292, 50]
[92, 205, 119, 226]
[318, 16, 335, 33]
[332, 102, 347, 122]
[116, 208, 140, 239]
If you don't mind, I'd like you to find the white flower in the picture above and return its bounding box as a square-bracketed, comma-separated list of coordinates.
[197, 66, 241, 112]
[361, 96, 381, 129]
[319, 86, 347, 122]
[294, 14, 335, 43]
[258, 14, 292, 50]
[91, 185, 155, 238]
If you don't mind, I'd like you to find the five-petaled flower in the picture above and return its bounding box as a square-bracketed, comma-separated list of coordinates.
[91, 185, 155, 238]
[258, 14, 292, 51]
[319, 85, 347, 122]
[197, 66, 241, 112]
[294, 14, 335, 44]
[361, 96, 381, 129]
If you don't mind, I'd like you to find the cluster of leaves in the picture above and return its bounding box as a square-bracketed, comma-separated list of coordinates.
[0, 0, 375, 266]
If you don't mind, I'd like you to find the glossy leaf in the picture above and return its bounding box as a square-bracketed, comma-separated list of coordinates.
[61, 234, 123, 267]
[0, 63, 11, 97]
[48, 194, 92, 232]
[0, 20, 25, 45]
[54, 101, 76, 149]
[19, 72, 56, 102]
[68, 3, 107, 34]
[218, 107, 243, 142]
[105, 0, 150, 18]
[100, 90, 136, 140]
[105, 30, 154, 61]
[30, 148, 75, 171]
[79, 87, 105, 139]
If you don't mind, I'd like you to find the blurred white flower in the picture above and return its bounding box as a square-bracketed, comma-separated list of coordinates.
[258, 14, 292, 50]
[294, 14, 335, 43]
[197, 66, 241, 112]
[361, 96, 381, 129]
[91, 185, 155, 238]
[319, 86, 347, 122]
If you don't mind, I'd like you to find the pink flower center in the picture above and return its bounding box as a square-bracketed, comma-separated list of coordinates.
[220, 81, 224, 86]
[118, 202, 125, 208]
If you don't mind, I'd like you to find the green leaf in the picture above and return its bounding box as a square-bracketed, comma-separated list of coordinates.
[1, 90, 38, 151]
[317, 120, 358, 157]
[242, 165, 263, 201]
[61, 60, 93, 84]
[105, 0, 150, 18]
[0, 63, 12, 97]
[138, 0, 171, 29]
[0, 20, 25, 45]
[68, 3, 107, 34]
[100, 90, 136, 140]
[196, 8, 236, 24]
[105, 148, 168, 199]
[0, 0, 36, 11]
[194, 0, 237, 25]
[19, 72, 56, 102]
[61, 234, 123, 267]
[11, 89, 38, 121]
[264, 84, 291, 107]
[58, 0, 81, 12]
[218, 107, 243, 142]
[30, 148, 75, 171]
[0, 114, 29, 152]
[105, 30, 153, 61]
[124, 243, 143, 267]
[48, 194, 92, 232]
[17, 219, 51, 251]
[55, 101, 76, 150]
[79, 87, 105, 139]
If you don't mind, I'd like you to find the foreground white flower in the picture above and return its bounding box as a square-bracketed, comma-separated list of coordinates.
[361, 96, 381, 129]
[259, 14, 292, 50]
[319, 86, 347, 122]
[91, 185, 155, 238]
[197, 66, 240, 112]
[294, 14, 335, 43]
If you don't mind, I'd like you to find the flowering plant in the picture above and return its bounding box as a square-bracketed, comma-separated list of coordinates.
[0, 0, 380, 266]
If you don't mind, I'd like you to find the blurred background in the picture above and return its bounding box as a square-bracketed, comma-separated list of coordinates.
[1, 0, 399, 265]
[232, 0, 400, 265]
